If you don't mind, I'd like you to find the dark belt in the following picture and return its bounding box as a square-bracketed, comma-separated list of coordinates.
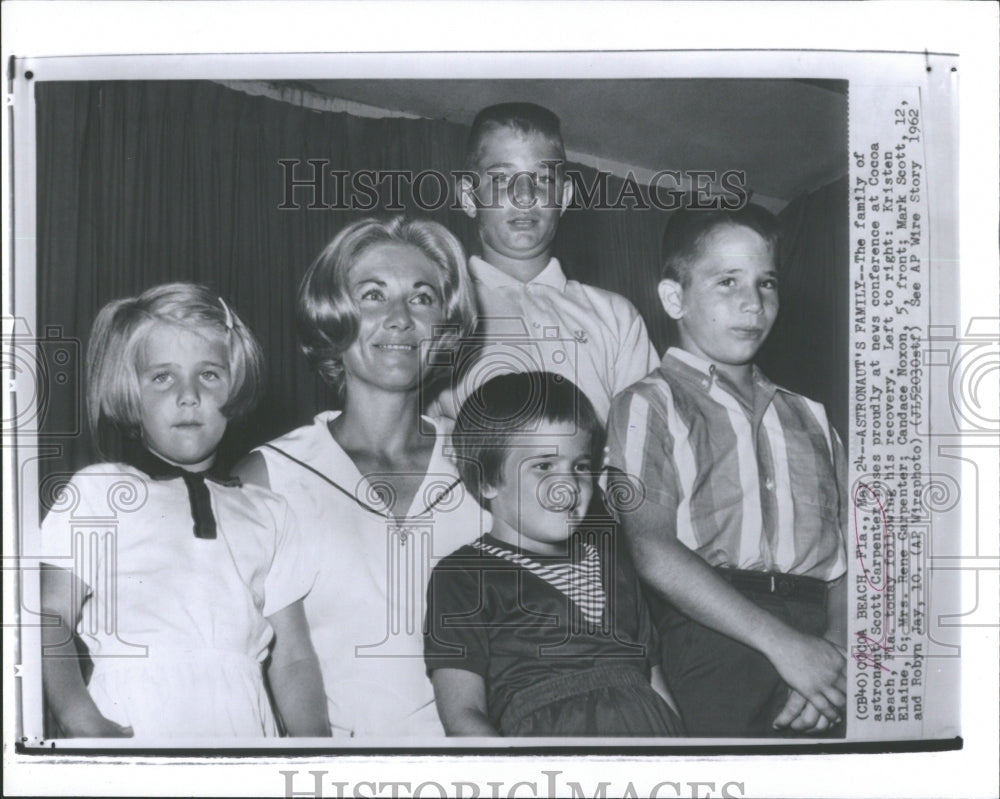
[716, 567, 828, 604]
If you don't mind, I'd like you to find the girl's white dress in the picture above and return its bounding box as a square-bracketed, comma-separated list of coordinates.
[256, 411, 487, 737]
[40, 463, 314, 738]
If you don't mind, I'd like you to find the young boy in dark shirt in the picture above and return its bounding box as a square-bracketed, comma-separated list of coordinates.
[425, 372, 682, 737]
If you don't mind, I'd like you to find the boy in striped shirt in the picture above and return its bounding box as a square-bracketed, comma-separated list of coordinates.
[606, 204, 848, 736]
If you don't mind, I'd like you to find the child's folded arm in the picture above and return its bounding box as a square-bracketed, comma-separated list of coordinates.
[430, 668, 498, 736]
[771, 572, 848, 734]
[617, 488, 846, 726]
[40, 564, 133, 738]
[772, 690, 836, 733]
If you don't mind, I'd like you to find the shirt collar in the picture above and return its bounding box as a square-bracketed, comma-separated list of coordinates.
[468, 255, 568, 291]
[479, 531, 584, 561]
[122, 445, 236, 539]
[662, 347, 779, 398]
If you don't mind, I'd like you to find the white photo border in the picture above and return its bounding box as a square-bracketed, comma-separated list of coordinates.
[3, 3, 997, 798]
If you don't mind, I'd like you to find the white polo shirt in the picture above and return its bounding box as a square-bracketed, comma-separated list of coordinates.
[438, 255, 659, 423]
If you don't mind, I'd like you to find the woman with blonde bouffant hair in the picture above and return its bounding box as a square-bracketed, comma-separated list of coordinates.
[236, 216, 486, 738]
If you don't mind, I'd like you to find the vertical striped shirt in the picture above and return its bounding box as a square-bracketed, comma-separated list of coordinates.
[606, 348, 847, 581]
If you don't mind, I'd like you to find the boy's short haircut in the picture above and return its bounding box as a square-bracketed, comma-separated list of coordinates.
[297, 215, 477, 393]
[452, 371, 604, 504]
[86, 281, 264, 457]
[661, 203, 781, 286]
[465, 102, 566, 171]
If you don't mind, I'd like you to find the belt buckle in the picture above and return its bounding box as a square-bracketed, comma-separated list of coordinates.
[774, 574, 794, 597]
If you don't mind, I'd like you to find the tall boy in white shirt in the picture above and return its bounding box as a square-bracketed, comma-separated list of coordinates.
[433, 102, 658, 423]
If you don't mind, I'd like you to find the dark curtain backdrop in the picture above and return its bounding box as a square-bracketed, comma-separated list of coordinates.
[760, 176, 850, 438]
[36, 80, 847, 489]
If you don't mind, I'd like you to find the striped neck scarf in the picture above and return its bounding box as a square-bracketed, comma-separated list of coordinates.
[473, 536, 606, 624]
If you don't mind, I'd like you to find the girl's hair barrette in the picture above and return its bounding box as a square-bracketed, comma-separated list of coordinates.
[218, 296, 234, 331]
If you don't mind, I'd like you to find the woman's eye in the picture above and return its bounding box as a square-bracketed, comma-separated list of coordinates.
[150, 372, 171, 384]
[574, 461, 593, 474]
[410, 292, 437, 306]
[533, 461, 554, 472]
[201, 370, 220, 381]
[360, 288, 385, 302]
[719, 277, 736, 288]
[760, 278, 779, 290]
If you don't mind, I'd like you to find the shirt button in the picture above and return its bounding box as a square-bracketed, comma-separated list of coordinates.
[764, 478, 775, 490]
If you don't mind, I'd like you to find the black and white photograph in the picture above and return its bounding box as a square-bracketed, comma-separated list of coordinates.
[3, 3, 997, 798]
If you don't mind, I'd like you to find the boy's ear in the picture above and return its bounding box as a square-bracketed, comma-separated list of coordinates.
[459, 175, 478, 220]
[559, 175, 574, 215]
[658, 278, 685, 320]
[480, 482, 498, 501]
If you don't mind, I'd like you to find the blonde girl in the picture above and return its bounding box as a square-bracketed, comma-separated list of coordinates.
[40, 282, 329, 738]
